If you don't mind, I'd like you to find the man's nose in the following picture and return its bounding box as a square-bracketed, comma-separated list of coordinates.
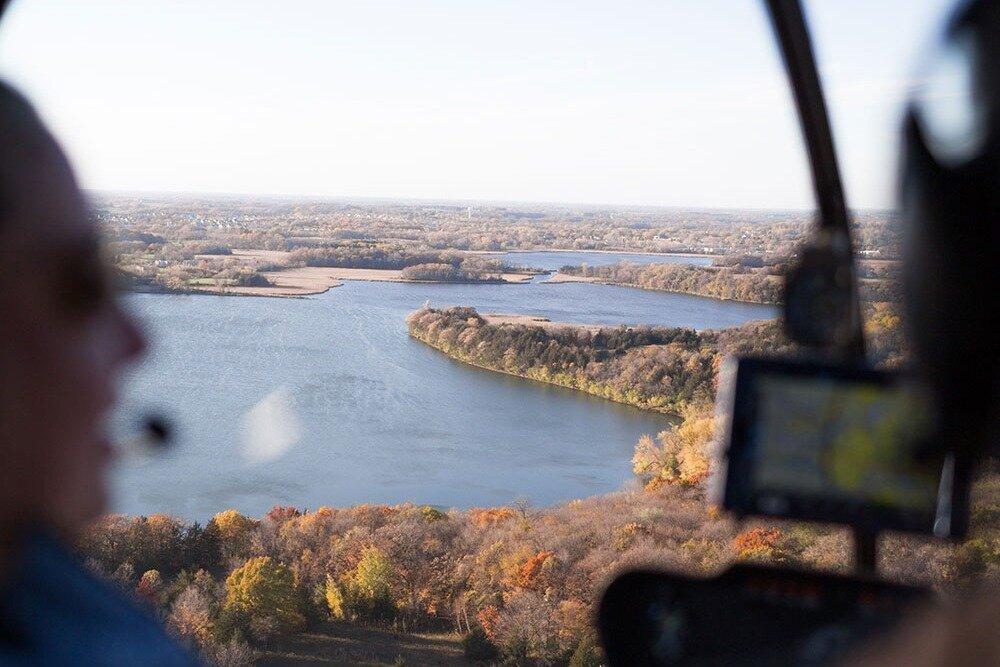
[115, 304, 147, 363]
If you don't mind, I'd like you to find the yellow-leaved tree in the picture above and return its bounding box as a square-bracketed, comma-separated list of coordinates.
[633, 403, 714, 489]
[347, 546, 397, 620]
[323, 546, 399, 623]
[221, 556, 304, 641]
[209, 509, 258, 562]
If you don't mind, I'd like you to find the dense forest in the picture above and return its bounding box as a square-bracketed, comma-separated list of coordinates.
[78, 468, 999, 665]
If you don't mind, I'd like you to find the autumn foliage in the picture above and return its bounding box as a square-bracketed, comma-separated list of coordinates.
[72, 300, 998, 665]
[470, 507, 518, 528]
[476, 605, 501, 643]
[221, 556, 305, 641]
[506, 550, 555, 591]
[75, 473, 999, 666]
[633, 403, 715, 489]
[135, 569, 164, 606]
[733, 528, 787, 562]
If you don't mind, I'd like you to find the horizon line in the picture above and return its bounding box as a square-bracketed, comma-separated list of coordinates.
[85, 188, 894, 215]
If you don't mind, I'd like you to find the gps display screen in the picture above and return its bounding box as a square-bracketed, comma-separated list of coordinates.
[752, 375, 939, 512]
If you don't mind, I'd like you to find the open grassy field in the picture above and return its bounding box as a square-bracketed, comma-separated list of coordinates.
[256, 624, 464, 666]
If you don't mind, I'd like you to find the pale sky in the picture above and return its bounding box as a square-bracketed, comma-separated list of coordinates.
[0, 0, 954, 209]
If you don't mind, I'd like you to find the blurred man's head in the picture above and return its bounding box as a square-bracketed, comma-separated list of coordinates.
[0, 81, 145, 537]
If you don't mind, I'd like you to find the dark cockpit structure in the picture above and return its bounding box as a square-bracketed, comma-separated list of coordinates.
[599, 0, 999, 664]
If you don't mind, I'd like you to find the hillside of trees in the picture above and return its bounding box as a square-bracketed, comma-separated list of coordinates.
[78, 472, 999, 665]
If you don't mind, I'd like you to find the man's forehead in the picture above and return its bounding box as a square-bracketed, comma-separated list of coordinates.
[4, 200, 99, 260]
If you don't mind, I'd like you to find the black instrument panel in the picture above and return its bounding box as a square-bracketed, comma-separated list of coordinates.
[598, 565, 932, 667]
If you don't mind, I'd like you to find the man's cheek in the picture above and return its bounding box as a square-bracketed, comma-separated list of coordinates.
[44, 447, 110, 530]
[57, 330, 117, 408]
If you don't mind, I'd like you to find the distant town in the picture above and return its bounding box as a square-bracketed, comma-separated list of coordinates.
[97, 194, 899, 301]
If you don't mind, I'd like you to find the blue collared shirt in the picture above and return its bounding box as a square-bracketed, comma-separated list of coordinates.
[0, 532, 200, 666]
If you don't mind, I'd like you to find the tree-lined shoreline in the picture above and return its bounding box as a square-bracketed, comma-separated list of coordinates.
[407, 306, 792, 415]
[407, 303, 906, 416]
[553, 261, 783, 304]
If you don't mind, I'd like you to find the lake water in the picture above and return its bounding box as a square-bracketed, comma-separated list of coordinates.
[114, 264, 774, 519]
[498, 250, 713, 272]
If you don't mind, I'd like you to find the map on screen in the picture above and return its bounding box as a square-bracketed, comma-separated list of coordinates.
[753, 376, 939, 511]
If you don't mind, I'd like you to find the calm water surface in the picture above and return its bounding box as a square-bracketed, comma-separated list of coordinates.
[114, 266, 774, 519]
[499, 250, 713, 271]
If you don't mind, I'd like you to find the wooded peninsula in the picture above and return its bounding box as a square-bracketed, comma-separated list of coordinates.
[406, 304, 904, 416]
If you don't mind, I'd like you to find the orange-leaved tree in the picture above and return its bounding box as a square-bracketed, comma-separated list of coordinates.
[732, 527, 786, 562]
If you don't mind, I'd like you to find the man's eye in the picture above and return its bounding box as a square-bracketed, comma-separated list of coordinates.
[58, 256, 111, 316]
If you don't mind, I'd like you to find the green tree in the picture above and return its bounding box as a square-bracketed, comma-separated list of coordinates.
[346, 546, 397, 621]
